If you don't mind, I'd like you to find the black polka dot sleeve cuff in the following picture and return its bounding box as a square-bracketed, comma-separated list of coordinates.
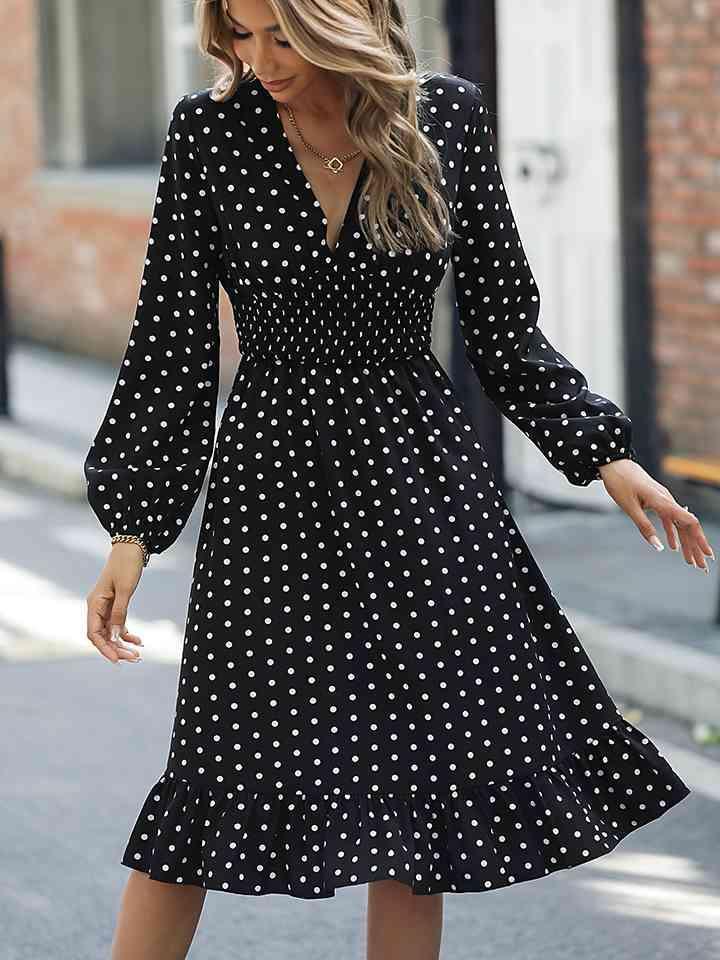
[451, 81, 641, 486]
[83, 96, 223, 558]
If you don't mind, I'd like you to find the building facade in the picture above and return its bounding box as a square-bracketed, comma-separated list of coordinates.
[1, 0, 718, 495]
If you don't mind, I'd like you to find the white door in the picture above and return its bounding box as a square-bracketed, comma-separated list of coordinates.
[494, 0, 625, 506]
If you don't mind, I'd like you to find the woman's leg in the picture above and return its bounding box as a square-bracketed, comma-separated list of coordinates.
[366, 880, 444, 960]
[110, 868, 207, 960]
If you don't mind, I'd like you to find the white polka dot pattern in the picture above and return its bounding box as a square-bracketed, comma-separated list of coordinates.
[451, 83, 641, 486]
[84, 73, 689, 900]
[84, 94, 223, 556]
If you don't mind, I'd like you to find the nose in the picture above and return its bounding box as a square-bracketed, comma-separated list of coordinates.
[251, 41, 279, 80]
[254, 63, 280, 81]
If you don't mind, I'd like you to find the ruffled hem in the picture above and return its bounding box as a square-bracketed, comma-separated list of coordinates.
[120, 720, 691, 899]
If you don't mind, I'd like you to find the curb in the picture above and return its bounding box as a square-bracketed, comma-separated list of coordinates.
[0, 421, 86, 500]
[567, 606, 720, 727]
[0, 404, 227, 503]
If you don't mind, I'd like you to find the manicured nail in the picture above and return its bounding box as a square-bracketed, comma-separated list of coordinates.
[111, 624, 121, 642]
[649, 535, 664, 552]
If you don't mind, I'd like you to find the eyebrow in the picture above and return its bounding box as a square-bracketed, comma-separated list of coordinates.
[225, 11, 282, 32]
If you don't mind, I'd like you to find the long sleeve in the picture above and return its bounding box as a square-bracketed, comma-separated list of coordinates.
[450, 80, 640, 486]
[83, 95, 223, 559]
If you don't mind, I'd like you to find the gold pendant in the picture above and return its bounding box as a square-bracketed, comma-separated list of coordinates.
[326, 157, 344, 174]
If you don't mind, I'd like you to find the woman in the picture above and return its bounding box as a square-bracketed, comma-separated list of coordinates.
[84, 1, 707, 957]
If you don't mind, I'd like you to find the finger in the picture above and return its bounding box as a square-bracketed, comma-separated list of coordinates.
[674, 504, 715, 570]
[88, 627, 142, 663]
[111, 624, 144, 651]
[87, 626, 121, 663]
[675, 507, 714, 573]
[687, 519, 716, 561]
[625, 501, 664, 551]
[117, 629, 144, 647]
[666, 503, 698, 564]
[86, 592, 110, 638]
[86, 603, 107, 645]
[689, 538, 711, 572]
[653, 500, 713, 571]
[109, 597, 130, 643]
[109, 639, 143, 662]
[110, 635, 144, 658]
[674, 520, 697, 567]
[87, 597, 116, 660]
[661, 514, 680, 552]
[107, 605, 143, 660]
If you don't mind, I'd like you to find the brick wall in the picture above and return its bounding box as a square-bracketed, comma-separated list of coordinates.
[645, 0, 720, 457]
[0, 3, 239, 382]
[1, 2, 43, 332]
[4, 3, 720, 449]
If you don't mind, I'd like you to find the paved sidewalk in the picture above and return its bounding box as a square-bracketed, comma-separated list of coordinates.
[1, 338, 719, 726]
[3, 657, 717, 960]
[0, 338, 229, 499]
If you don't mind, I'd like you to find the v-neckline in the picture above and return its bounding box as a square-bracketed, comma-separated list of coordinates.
[265, 90, 367, 258]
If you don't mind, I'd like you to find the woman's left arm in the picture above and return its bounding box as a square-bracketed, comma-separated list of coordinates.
[597, 458, 714, 570]
[450, 78, 714, 569]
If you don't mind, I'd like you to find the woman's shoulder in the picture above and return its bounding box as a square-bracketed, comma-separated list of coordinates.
[161, 76, 269, 170]
[417, 71, 482, 132]
[419, 71, 480, 103]
[173, 76, 265, 126]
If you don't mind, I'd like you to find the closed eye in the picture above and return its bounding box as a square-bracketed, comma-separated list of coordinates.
[231, 29, 291, 48]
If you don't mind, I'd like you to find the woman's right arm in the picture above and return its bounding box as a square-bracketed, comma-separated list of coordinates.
[450, 78, 640, 487]
[84, 93, 223, 661]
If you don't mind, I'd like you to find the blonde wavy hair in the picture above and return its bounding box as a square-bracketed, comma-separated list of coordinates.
[193, 0, 455, 253]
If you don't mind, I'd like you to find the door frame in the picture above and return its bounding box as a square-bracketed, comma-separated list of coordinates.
[615, 0, 658, 481]
[444, 0, 505, 486]
[444, 0, 654, 499]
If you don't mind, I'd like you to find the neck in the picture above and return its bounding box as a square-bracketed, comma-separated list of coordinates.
[285, 76, 348, 125]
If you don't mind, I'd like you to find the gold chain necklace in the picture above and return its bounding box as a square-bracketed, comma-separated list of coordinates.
[283, 104, 362, 176]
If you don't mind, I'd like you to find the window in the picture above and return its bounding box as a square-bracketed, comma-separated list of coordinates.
[36, 0, 217, 169]
[163, 0, 217, 112]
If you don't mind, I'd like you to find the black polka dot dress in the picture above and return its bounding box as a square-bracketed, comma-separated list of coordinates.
[84, 72, 691, 899]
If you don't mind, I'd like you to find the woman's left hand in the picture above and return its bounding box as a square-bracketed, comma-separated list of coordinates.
[598, 458, 715, 573]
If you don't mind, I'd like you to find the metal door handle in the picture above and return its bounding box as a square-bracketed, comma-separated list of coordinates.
[514, 141, 566, 185]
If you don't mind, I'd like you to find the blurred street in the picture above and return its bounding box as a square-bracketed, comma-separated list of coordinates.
[2, 0, 720, 953]
[0, 607, 718, 958]
[1, 457, 719, 958]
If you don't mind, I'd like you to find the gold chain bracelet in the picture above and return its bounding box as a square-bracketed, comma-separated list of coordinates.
[110, 534, 150, 567]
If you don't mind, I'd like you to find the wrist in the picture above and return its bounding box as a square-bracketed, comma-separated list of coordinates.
[598, 457, 633, 477]
[110, 534, 150, 567]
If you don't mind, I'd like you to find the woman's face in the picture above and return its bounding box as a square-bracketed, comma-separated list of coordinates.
[225, 0, 323, 101]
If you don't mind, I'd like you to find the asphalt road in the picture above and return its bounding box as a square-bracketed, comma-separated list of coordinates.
[1, 478, 719, 960]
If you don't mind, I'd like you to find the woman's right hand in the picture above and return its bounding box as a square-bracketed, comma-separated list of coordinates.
[86, 542, 145, 664]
